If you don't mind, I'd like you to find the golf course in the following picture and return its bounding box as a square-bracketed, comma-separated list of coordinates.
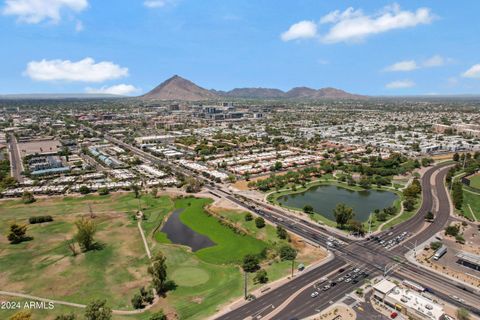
[0, 192, 325, 319]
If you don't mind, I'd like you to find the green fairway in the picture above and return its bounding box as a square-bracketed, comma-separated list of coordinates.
[157, 244, 242, 320]
[468, 174, 480, 189]
[462, 190, 480, 221]
[174, 197, 267, 264]
[0, 193, 322, 320]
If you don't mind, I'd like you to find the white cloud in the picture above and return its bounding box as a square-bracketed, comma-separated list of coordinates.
[386, 80, 415, 89]
[2, 0, 88, 24]
[143, 0, 176, 8]
[462, 64, 480, 78]
[85, 84, 140, 96]
[320, 3, 434, 43]
[384, 55, 449, 72]
[25, 57, 129, 82]
[281, 20, 317, 41]
[384, 60, 418, 72]
[423, 55, 445, 67]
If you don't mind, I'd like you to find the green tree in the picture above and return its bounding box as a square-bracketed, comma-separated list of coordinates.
[54, 314, 76, 320]
[7, 223, 28, 244]
[274, 161, 283, 171]
[131, 293, 144, 309]
[333, 203, 354, 228]
[98, 187, 109, 195]
[457, 308, 471, 320]
[276, 225, 288, 239]
[21, 191, 35, 204]
[254, 269, 269, 284]
[242, 254, 260, 273]
[453, 153, 460, 162]
[430, 241, 442, 251]
[455, 234, 465, 244]
[84, 300, 112, 320]
[279, 245, 297, 277]
[9, 311, 31, 320]
[74, 217, 97, 251]
[425, 211, 434, 221]
[445, 225, 460, 237]
[148, 252, 168, 294]
[255, 216, 265, 228]
[245, 212, 253, 221]
[452, 181, 463, 210]
[303, 204, 314, 214]
[348, 220, 366, 236]
[132, 184, 141, 198]
[404, 198, 415, 211]
[79, 185, 91, 194]
[148, 311, 167, 320]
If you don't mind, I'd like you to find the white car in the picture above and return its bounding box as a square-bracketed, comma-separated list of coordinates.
[311, 291, 319, 298]
[345, 278, 352, 283]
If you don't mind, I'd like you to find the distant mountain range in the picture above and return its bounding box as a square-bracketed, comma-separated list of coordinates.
[141, 75, 366, 101]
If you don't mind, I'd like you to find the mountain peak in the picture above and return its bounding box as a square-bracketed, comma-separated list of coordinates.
[142, 75, 217, 101]
[142, 76, 366, 101]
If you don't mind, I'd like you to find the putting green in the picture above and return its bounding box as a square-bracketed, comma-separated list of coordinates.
[171, 267, 210, 287]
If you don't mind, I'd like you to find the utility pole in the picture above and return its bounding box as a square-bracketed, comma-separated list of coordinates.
[244, 271, 248, 299]
[368, 212, 373, 235]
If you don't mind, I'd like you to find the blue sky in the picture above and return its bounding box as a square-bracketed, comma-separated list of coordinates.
[0, 0, 479, 96]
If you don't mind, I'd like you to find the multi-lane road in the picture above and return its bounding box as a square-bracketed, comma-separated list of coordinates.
[215, 163, 480, 320]
[7, 133, 23, 183]
[99, 131, 480, 319]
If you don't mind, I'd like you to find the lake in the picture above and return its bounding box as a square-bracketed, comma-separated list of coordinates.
[276, 184, 398, 222]
[160, 208, 216, 251]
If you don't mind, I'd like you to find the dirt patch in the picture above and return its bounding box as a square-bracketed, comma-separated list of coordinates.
[417, 249, 480, 287]
[306, 303, 356, 320]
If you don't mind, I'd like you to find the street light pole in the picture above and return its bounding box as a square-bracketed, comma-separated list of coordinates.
[244, 271, 248, 299]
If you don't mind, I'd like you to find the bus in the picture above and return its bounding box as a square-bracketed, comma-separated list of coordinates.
[433, 245, 447, 261]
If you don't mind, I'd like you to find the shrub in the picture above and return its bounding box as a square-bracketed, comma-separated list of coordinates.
[430, 241, 442, 251]
[255, 217, 265, 228]
[79, 185, 91, 194]
[98, 187, 109, 195]
[445, 225, 460, 237]
[29, 215, 53, 224]
[21, 191, 35, 204]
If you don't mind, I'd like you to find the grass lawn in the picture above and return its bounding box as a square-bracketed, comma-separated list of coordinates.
[381, 197, 420, 230]
[0, 193, 323, 320]
[0, 193, 166, 318]
[158, 244, 242, 320]
[173, 197, 267, 264]
[211, 207, 327, 290]
[461, 190, 480, 221]
[468, 174, 480, 189]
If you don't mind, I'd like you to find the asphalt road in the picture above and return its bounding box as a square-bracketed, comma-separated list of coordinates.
[100, 132, 480, 319]
[216, 163, 480, 319]
[8, 133, 23, 183]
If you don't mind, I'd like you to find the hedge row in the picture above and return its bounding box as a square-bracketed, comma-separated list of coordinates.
[29, 215, 54, 224]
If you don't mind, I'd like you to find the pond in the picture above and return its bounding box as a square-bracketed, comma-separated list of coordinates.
[160, 208, 216, 251]
[276, 184, 398, 222]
